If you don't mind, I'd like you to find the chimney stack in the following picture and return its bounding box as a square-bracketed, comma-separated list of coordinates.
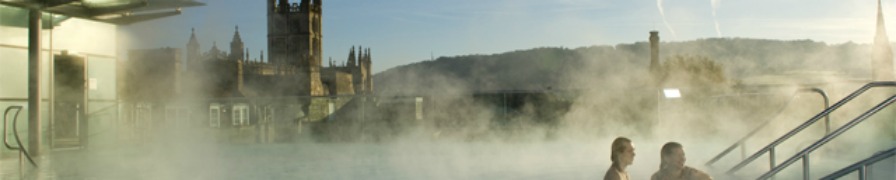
[649, 31, 661, 81]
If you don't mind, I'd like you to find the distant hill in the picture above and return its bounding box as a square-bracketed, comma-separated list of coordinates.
[373, 38, 873, 95]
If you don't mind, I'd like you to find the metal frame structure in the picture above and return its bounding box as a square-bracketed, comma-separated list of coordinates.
[820, 147, 896, 180]
[3, 106, 38, 175]
[705, 87, 830, 167]
[0, 0, 204, 25]
[0, 0, 204, 156]
[758, 94, 896, 179]
[722, 81, 896, 179]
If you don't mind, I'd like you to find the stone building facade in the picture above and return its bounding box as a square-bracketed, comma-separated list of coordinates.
[161, 0, 375, 99]
[122, 0, 374, 131]
[268, 0, 324, 96]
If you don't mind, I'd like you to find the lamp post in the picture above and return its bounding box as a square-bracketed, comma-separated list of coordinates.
[658, 88, 681, 138]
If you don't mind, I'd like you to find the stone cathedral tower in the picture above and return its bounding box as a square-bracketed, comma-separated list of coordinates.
[268, 0, 325, 96]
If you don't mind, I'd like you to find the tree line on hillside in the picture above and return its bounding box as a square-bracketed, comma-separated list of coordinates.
[339, 38, 877, 141]
[374, 38, 872, 95]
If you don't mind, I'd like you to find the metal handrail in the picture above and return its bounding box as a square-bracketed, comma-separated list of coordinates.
[705, 87, 830, 167]
[4, 106, 38, 167]
[727, 81, 896, 175]
[820, 147, 896, 180]
[3, 106, 22, 150]
[756, 94, 896, 179]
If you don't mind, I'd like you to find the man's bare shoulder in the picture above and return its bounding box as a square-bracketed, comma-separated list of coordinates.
[685, 166, 712, 180]
[650, 172, 661, 180]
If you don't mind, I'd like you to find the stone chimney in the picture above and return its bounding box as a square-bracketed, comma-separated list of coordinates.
[649, 31, 662, 81]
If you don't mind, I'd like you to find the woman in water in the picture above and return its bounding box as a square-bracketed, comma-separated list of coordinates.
[604, 137, 635, 180]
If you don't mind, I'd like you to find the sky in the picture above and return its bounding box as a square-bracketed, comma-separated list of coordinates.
[121, 0, 896, 73]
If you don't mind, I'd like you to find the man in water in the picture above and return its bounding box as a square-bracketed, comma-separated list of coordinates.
[604, 137, 635, 180]
[651, 142, 712, 180]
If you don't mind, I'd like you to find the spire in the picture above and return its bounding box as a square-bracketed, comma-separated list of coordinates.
[360, 48, 367, 64]
[366, 48, 371, 63]
[260, 50, 265, 62]
[187, 28, 199, 48]
[231, 26, 243, 44]
[873, 0, 895, 81]
[348, 46, 357, 67]
[187, 27, 200, 62]
[357, 45, 363, 66]
[209, 41, 221, 59]
[231, 25, 245, 61]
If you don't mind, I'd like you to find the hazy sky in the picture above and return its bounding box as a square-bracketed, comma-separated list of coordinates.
[122, 0, 894, 73]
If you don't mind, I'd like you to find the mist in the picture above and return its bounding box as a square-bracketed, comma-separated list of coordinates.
[31, 31, 892, 180]
[369, 36, 896, 179]
[4, 1, 895, 180]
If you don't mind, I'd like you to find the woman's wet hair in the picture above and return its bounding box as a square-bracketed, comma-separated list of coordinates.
[610, 137, 631, 163]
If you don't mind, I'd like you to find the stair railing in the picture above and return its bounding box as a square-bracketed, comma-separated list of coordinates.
[3, 106, 38, 176]
[820, 147, 896, 180]
[726, 81, 896, 176]
[705, 87, 830, 167]
[756, 94, 896, 179]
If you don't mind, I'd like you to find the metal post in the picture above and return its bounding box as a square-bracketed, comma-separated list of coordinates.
[48, 13, 55, 151]
[822, 95, 830, 134]
[808, 88, 831, 134]
[769, 147, 776, 170]
[802, 155, 810, 180]
[656, 91, 661, 137]
[27, 9, 42, 156]
[82, 58, 89, 148]
[18, 151, 23, 177]
[858, 166, 866, 180]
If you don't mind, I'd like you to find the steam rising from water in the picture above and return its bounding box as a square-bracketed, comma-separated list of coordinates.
[656, 0, 678, 39]
[41, 2, 894, 179]
[711, 0, 722, 37]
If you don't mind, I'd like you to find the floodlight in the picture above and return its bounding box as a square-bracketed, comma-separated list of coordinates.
[663, 88, 681, 98]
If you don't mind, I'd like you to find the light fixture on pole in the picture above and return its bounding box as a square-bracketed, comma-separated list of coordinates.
[663, 88, 681, 99]
[657, 88, 681, 139]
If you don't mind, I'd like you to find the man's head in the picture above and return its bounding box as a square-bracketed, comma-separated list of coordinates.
[660, 142, 686, 169]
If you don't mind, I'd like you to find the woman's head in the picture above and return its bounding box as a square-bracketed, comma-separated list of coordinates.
[610, 137, 635, 167]
[660, 142, 686, 169]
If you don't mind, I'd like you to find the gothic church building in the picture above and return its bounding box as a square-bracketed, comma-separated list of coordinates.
[174, 0, 373, 99]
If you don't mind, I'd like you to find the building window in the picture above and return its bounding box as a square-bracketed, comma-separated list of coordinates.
[232, 104, 249, 126]
[209, 104, 221, 128]
[264, 106, 275, 124]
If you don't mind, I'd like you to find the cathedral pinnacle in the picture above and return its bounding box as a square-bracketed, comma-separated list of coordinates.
[872, 0, 894, 80]
[230, 25, 245, 61]
[188, 27, 199, 46]
[232, 25, 243, 43]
